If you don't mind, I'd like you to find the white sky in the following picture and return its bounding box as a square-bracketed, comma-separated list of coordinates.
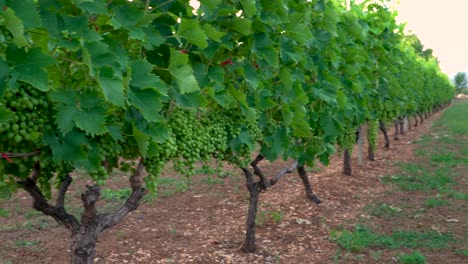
[392, 0, 468, 77]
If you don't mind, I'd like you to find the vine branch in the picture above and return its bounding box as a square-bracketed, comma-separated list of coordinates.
[18, 168, 80, 232]
[98, 157, 147, 233]
[2, 151, 41, 158]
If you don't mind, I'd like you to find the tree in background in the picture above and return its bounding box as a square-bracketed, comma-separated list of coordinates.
[453, 72, 468, 93]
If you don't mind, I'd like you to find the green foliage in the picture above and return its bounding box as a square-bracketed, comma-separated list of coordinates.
[0, 0, 455, 204]
[453, 72, 467, 92]
[367, 120, 379, 151]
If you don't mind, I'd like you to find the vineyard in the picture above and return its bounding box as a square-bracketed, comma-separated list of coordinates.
[0, 0, 459, 263]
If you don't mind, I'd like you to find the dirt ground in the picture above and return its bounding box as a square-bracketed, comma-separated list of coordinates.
[0, 110, 463, 264]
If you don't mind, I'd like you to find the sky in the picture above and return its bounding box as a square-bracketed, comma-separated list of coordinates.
[390, 0, 468, 77]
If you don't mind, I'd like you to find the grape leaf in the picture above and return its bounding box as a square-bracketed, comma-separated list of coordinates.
[111, 5, 144, 28]
[97, 67, 125, 107]
[43, 131, 88, 162]
[73, 94, 107, 135]
[73, 0, 106, 14]
[205, 84, 234, 108]
[255, 89, 276, 110]
[6, 0, 41, 30]
[128, 87, 163, 122]
[263, 127, 289, 161]
[143, 122, 170, 144]
[253, 34, 279, 67]
[108, 125, 123, 141]
[168, 49, 200, 94]
[171, 90, 208, 108]
[226, 17, 252, 35]
[0, 107, 13, 124]
[2, 7, 28, 47]
[53, 92, 107, 136]
[0, 58, 8, 93]
[132, 125, 149, 157]
[240, 0, 256, 18]
[7, 47, 56, 91]
[199, 0, 222, 9]
[203, 24, 225, 42]
[84, 42, 120, 72]
[130, 60, 167, 96]
[244, 64, 259, 88]
[55, 104, 77, 135]
[50, 88, 77, 105]
[142, 27, 166, 49]
[177, 18, 208, 48]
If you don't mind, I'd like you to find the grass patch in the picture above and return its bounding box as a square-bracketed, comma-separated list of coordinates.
[399, 251, 426, 264]
[256, 210, 284, 227]
[364, 203, 403, 218]
[101, 187, 157, 203]
[434, 102, 468, 136]
[423, 197, 450, 208]
[330, 224, 455, 253]
[14, 240, 41, 247]
[24, 209, 43, 219]
[156, 177, 189, 197]
[382, 166, 455, 192]
[101, 188, 132, 201]
[0, 208, 8, 217]
[332, 102, 467, 263]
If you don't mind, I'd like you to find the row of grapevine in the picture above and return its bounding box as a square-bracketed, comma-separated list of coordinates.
[0, 0, 454, 262]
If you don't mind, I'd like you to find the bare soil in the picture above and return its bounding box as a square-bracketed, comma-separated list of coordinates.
[0, 110, 465, 264]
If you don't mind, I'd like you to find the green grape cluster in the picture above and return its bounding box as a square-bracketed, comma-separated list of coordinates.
[87, 135, 125, 183]
[145, 135, 177, 177]
[367, 120, 379, 151]
[0, 84, 70, 196]
[338, 127, 356, 155]
[208, 111, 262, 167]
[36, 155, 73, 198]
[0, 25, 13, 49]
[0, 85, 52, 148]
[97, 135, 123, 162]
[168, 109, 216, 176]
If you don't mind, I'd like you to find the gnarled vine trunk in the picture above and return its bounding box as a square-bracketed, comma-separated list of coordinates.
[71, 226, 99, 264]
[241, 156, 319, 253]
[19, 159, 146, 264]
[241, 168, 260, 253]
[393, 120, 400, 140]
[399, 117, 405, 135]
[379, 121, 390, 149]
[367, 143, 375, 161]
[297, 166, 321, 204]
[343, 149, 352, 175]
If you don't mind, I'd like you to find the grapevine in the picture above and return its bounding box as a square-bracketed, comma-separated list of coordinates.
[0, 0, 456, 262]
[368, 120, 379, 151]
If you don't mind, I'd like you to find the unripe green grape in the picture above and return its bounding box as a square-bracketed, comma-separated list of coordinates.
[368, 120, 379, 151]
